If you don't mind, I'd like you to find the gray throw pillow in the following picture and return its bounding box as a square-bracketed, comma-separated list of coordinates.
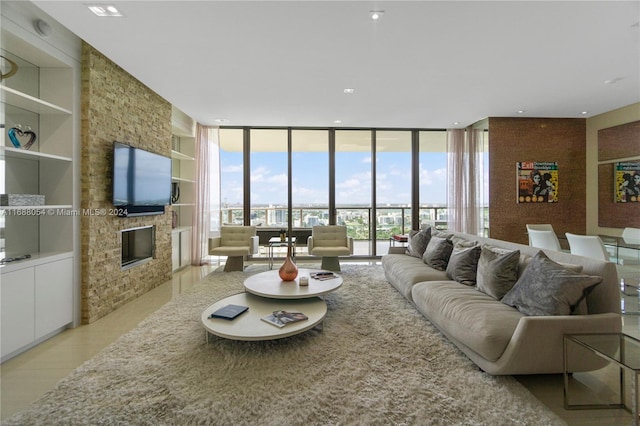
[446, 241, 481, 286]
[476, 245, 520, 300]
[405, 227, 432, 258]
[422, 236, 454, 271]
[501, 251, 602, 316]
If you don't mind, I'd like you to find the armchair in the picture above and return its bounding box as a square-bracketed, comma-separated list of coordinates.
[209, 226, 259, 271]
[307, 225, 353, 271]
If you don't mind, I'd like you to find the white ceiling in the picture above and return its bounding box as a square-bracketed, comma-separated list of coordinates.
[31, 1, 640, 129]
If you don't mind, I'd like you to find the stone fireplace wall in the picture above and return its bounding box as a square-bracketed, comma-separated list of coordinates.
[81, 43, 172, 324]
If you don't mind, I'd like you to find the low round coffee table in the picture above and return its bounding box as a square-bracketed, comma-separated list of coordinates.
[243, 268, 343, 299]
[201, 292, 327, 341]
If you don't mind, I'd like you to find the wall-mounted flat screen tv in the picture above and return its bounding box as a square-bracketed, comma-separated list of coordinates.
[112, 141, 172, 216]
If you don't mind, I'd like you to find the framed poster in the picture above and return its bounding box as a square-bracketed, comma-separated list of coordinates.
[615, 161, 640, 203]
[517, 161, 558, 203]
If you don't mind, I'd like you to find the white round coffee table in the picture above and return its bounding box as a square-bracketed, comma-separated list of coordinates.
[243, 268, 343, 299]
[201, 292, 327, 341]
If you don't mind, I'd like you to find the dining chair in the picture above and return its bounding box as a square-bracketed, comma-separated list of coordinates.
[527, 229, 562, 251]
[565, 232, 610, 261]
[621, 227, 640, 245]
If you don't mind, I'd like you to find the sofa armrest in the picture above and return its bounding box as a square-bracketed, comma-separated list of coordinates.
[387, 246, 406, 255]
[249, 236, 259, 255]
[307, 236, 314, 252]
[208, 237, 222, 252]
[472, 312, 623, 375]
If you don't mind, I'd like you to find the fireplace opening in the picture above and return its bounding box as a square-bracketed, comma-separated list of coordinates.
[121, 226, 155, 270]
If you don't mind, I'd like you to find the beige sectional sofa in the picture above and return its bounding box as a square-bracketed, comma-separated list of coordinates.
[382, 230, 622, 375]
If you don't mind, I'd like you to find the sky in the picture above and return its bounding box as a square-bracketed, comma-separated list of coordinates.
[219, 150, 448, 207]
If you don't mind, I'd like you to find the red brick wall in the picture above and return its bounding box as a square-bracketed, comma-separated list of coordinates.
[597, 121, 640, 228]
[488, 117, 587, 245]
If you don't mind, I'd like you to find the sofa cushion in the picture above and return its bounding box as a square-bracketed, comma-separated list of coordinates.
[446, 242, 481, 286]
[412, 281, 523, 362]
[405, 227, 432, 258]
[382, 254, 449, 301]
[502, 251, 603, 316]
[476, 245, 520, 300]
[422, 236, 454, 271]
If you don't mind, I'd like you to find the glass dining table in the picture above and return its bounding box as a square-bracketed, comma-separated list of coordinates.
[600, 235, 640, 265]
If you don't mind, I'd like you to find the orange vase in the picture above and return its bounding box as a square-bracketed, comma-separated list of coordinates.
[278, 246, 298, 281]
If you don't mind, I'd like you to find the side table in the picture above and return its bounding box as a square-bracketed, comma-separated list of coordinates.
[389, 234, 408, 247]
[268, 237, 296, 269]
[563, 333, 640, 425]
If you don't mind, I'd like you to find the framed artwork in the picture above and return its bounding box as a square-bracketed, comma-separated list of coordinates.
[615, 161, 640, 203]
[517, 161, 558, 203]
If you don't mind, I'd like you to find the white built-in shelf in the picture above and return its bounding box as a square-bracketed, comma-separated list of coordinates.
[171, 150, 195, 161]
[171, 176, 195, 184]
[2, 147, 72, 162]
[1, 86, 72, 115]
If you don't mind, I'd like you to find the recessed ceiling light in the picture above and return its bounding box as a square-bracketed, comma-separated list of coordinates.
[214, 118, 229, 124]
[517, 110, 525, 114]
[581, 111, 588, 115]
[370, 10, 385, 20]
[343, 88, 355, 94]
[333, 120, 342, 124]
[452, 122, 460, 126]
[87, 4, 123, 17]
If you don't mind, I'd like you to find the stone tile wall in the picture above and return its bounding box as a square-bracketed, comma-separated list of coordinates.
[80, 43, 172, 324]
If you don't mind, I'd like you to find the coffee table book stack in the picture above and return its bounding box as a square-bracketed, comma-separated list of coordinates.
[201, 268, 343, 341]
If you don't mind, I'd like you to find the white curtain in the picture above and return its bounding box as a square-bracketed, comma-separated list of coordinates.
[446, 127, 486, 235]
[191, 124, 218, 265]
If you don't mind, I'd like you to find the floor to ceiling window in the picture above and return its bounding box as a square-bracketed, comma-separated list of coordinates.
[335, 130, 373, 256]
[219, 128, 244, 225]
[216, 126, 484, 258]
[249, 129, 288, 227]
[291, 130, 329, 227]
[418, 130, 448, 229]
[375, 130, 412, 251]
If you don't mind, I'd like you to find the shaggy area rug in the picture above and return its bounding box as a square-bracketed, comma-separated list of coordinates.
[3, 264, 564, 426]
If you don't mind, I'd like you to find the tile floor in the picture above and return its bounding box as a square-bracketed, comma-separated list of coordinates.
[1, 260, 639, 424]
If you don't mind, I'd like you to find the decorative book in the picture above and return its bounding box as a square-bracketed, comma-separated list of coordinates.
[209, 304, 249, 320]
[310, 271, 338, 281]
[261, 310, 308, 328]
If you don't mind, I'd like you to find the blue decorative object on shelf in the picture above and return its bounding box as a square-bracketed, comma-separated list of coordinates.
[8, 125, 22, 148]
[7, 125, 37, 150]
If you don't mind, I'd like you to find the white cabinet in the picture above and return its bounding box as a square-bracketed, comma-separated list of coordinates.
[1, 268, 36, 358]
[172, 228, 191, 271]
[35, 257, 73, 339]
[1, 255, 73, 360]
